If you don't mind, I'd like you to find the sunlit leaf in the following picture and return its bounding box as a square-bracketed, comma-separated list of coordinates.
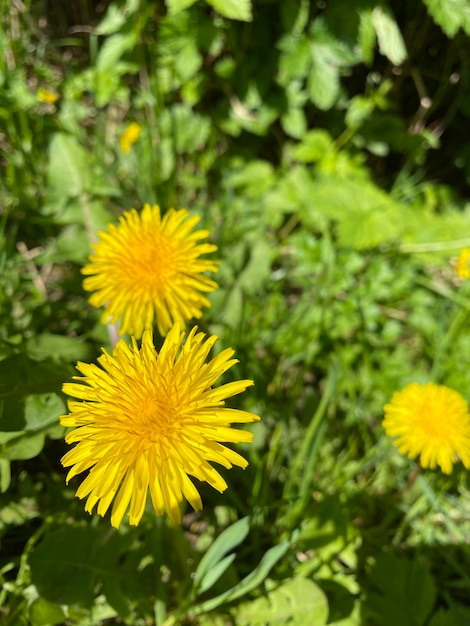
[422, 0, 470, 37]
[371, 7, 407, 65]
[207, 0, 252, 21]
[166, 0, 198, 14]
[233, 577, 329, 626]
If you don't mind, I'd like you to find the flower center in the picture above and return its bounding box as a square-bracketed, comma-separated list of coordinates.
[135, 394, 182, 444]
[125, 234, 177, 293]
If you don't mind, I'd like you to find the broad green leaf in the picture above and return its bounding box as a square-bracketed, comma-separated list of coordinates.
[26, 334, 91, 363]
[96, 0, 140, 34]
[193, 517, 250, 593]
[308, 43, 340, 110]
[221, 284, 243, 329]
[278, 35, 311, 83]
[300, 176, 405, 249]
[233, 577, 329, 626]
[174, 38, 202, 81]
[1, 431, 45, 461]
[365, 554, 436, 626]
[29, 598, 66, 626]
[237, 238, 272, 295]
[422, 0, 470, 37]
[96, 33, 138, 73]
[96, 531, 155, 617]
[48, 133, 90, 200]
[371, 7, 407, 65]
[345, 95, 375, 129]
[228, 161, 274, 197]
[292, 129, 333, 162]
[206, 0, 252, 21]
[428, 606, 470, 626]
[281, 107, 307, 139]
[29, 527, 104, 607]
[24, 393, 65, 432]
[0, 355, 72, 431]
[166, 0, 198, 14]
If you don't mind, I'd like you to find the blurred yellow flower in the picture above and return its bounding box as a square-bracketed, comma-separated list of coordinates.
[383, 382, 470, 474]
[119, 122, 141, 153]
[82, 204, 218, 338]
[455, 248, 470, 280]
[37, 87, 58, 104]
[61, 324, 259, 528]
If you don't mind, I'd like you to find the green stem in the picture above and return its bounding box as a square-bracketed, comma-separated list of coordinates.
[284, 362, 338, 499]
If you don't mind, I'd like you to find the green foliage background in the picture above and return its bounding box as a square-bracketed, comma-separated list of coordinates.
[2, 0, 470, 624]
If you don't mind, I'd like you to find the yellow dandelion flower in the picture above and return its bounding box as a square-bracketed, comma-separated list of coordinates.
[37, 87, 58, 104]
[119, 122, 141, 153]
[383, 382, 470, 474]
[455, 248, 470, 280]
[82, 204, 218, 338]
[60, 324, 259, 528]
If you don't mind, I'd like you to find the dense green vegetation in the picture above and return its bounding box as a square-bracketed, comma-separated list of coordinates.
[2, 0, 470, 624]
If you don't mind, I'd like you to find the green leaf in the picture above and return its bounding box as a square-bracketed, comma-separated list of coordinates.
[228, 161, 275, 197]
[196, 553, 237, 595]
[26, 334, 92, 363]
[166, 0, 198, 14]
[48, 133, 90, 200]
[358, 10, 377, 65]
[206, 0, 252, 21]
[278, 35, 311, 83]
[96, 0, 140, 34]
[233, 577, 329, 626]
[308, 43, 340, 110]
[365, 554, 436, 626]
[96, 32, 138, 74]
[281, 107, 307, 139]
[371, 7, 407, 65]
[0, 458, 11, 492]
[428, 606, 470, 626]
[300, 176, 405, 249]
[29, 598, 66, 626]
[195, 538, 291, 614]
[29, 527, 104, 607]
[422, 0, 470, 37]
[221, 284, 244, 329]
[237, 238, 272, 295]
[1, 431, 45, 461]
[292, 129, 333, 162]
[24, 393, 65, 432]
[193, 517, 250, 594]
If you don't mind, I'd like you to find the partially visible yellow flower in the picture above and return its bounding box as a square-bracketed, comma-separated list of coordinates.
[37, 87, 58, 104]
[119, 122, 141, 153]
[60, 324, 259, 528]
[383, 382, 470, 474]
[455, 248, 470, 280]
[82, 204, 218, 338]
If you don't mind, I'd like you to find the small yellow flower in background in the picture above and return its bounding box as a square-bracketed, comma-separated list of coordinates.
[119, 122, 141, 153]
[455, 248, 470, 280]
[383, 382, 470, 474]
[37, 86, 58, 104]
[82, 204, 218, 338]
[60, 324, 259, 528]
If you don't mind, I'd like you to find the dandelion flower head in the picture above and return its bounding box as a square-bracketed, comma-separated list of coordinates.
[383, 382, 470, 474]
[119, 122, 141, 153]
[37, 87, 58, 104]
[455, 248, 470, 280]
[82, 204, 218, 338]
[61, 324, 259, 528]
